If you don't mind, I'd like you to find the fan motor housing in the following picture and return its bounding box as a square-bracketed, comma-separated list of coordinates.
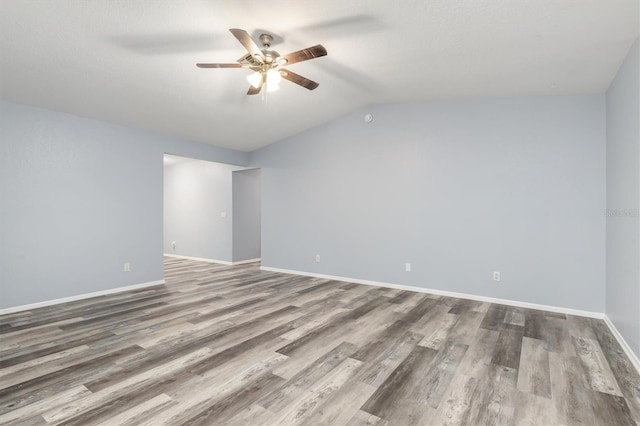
[262, 49, 281, 64]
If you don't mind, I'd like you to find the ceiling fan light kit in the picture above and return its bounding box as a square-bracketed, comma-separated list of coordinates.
[246, 68, 282, 92]
[196, 28, 327, 96]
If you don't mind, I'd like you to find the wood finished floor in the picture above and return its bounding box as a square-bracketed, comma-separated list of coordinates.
[1, 258, 639, 425]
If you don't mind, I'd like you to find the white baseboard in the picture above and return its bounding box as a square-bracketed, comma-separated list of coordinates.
[164, 253, 232, 265]
[260, 266, 604, 320]
[0, 279, 166, 316]
[231, 258, 262, 265]
[164, 254, 260, 266]
[603, 315, 640, 374]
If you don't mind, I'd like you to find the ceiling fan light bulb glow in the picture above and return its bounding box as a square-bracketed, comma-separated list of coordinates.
[266, 69, 282, 85]
[247, 72, 262, 88]
[267, 82, 280, 92]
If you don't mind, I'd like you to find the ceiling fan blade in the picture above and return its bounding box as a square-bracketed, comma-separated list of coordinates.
[280, 45, 327, 66]
[280, 69, 319, 90]
[229, 28, 264, 61]
[196, 63, 245, 68]
[247, 85, 261, 95]
[247, 74, 265, 95]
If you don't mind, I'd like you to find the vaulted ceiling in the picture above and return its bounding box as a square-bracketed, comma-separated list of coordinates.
[0, 0, 638, 151]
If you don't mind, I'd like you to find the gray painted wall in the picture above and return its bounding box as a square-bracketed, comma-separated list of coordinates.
[164, 158, 244, 262]
[606, 37, 640, 358]
[251, 95, 607, 312]
[0, 101, 248, 309]
[232, 168, 261, 262]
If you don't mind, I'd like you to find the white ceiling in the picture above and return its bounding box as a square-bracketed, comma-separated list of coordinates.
[1, 1, 638, 152]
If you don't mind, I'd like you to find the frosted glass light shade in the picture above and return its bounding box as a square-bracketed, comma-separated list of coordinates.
[266, 69, 282, 85]
[247, 72, 262, 88]
[266, 69, 281, 92]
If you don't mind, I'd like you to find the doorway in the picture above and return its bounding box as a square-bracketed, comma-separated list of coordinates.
[163, 154, 261, 265]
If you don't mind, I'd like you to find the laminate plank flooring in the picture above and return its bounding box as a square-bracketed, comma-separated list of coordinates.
[1, 257, 639, 425]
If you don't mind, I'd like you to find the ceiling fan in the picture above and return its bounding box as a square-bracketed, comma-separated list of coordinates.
[196, 28, 327, 95]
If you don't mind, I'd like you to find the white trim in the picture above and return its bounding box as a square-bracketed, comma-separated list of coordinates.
[164, 254, 260, 266]
[260, 266, 604, 319]
[230, 258, 262, 265]
[603, 315, 640, 374]
[0, 280, 166, 316]
[164, 254, 232, 265]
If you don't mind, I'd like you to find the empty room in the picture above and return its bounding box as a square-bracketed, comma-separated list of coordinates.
[0, 1, 639, 425]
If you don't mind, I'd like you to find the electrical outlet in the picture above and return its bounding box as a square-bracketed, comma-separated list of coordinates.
[493, 271, 501, 282]
[124, 263, 131, 272]
[315, 254, 321, 263]
[171, 241, 176, 251]
[405, 263, 411, 272]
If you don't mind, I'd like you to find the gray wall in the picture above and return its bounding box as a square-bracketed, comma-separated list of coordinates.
[0, 101, 248, 309]
[606, 38, 639, 358]
[232, 168, 261, 262]
[251, 95, 607, 312]
[164, 158, 244, 262]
